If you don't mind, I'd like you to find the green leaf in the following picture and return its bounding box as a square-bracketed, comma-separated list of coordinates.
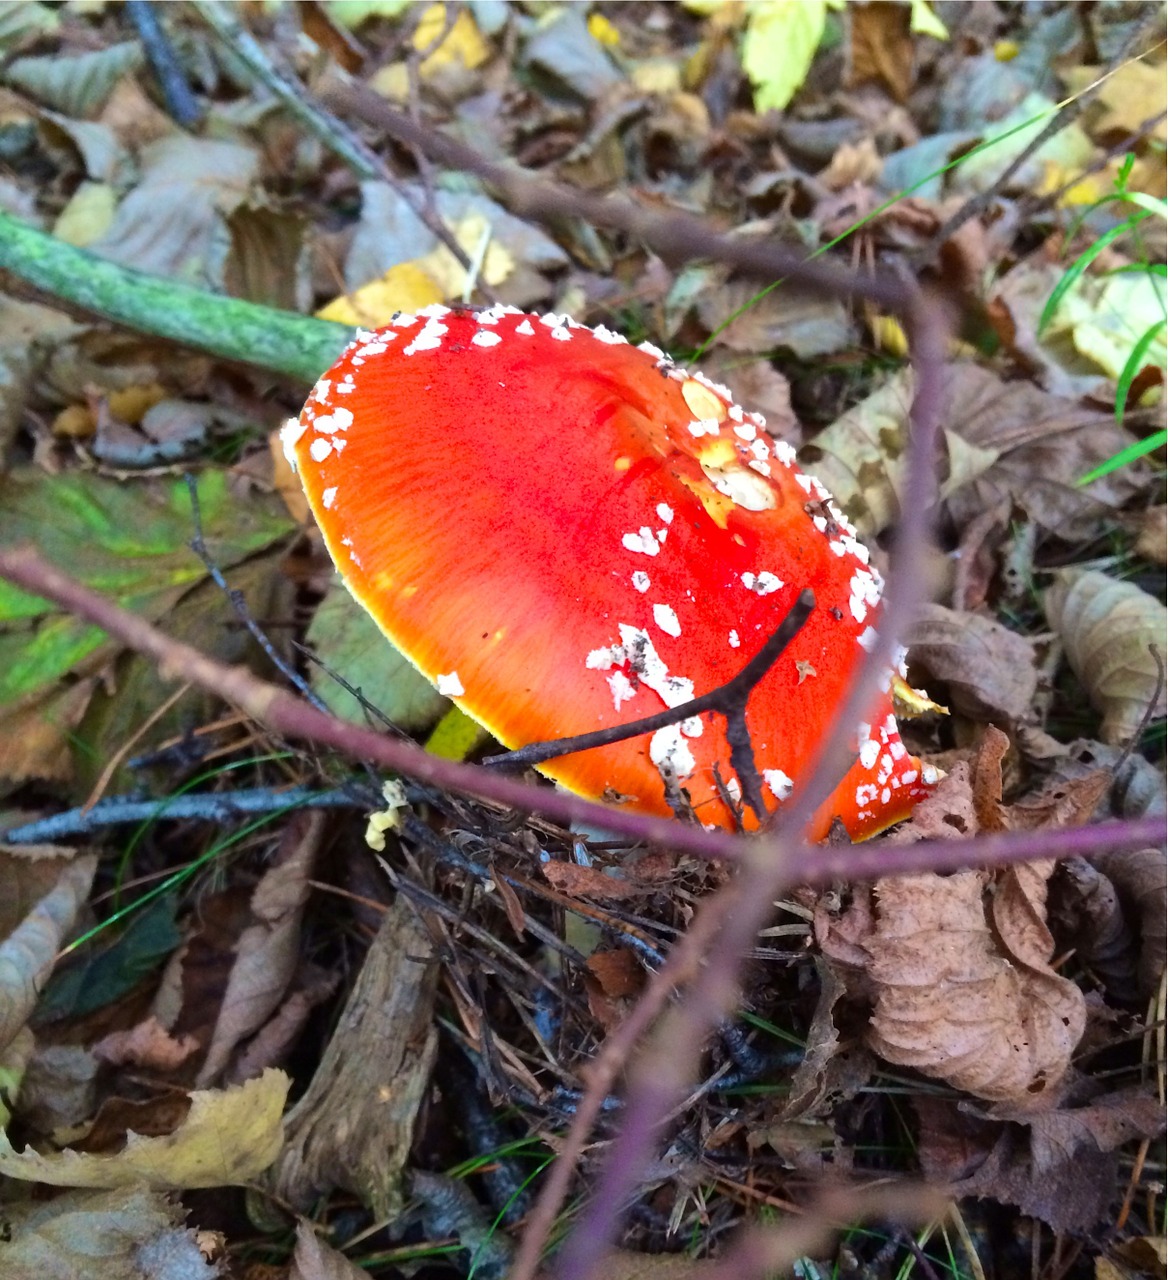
[909, 0, 948, 39]
[742, 0, 827, 113]
[0, 470, 293, 707]
[307, 579, 450, 733]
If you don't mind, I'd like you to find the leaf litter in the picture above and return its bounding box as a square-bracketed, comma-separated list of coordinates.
[0, 1, 1163, 1276]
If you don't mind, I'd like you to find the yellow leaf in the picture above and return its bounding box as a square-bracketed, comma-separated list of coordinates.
[416, 211, 515, 296]
[53, 181, 116, 246]
[424, 704, 489, 760]
[868, 314, 908, 357]
[892, 673, 949, 718]
[0, 1070, 290, 1189]
[908, 0, 948, 40]
[741, 0, 826, 113]
[368, 61, 409, 101]
[316, 261, 445, 327]
[994, 38, 1019, 61]
[587, 13, 621, 47]
[413, 4, 490, 76]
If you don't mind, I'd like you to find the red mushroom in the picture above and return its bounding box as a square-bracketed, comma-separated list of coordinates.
[282, 305, 935, 840]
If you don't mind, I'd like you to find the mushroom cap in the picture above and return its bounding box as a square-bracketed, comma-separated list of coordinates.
[283, 305, 935, 840]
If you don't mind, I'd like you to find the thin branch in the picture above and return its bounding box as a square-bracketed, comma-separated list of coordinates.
[318, 81, 916, 313]
[0, 544, 1158, 875]
[484, 590, 816, 821]
[126, 0, 202, 127]
[192, 1, 491, 298]
[1, 785, 361, 844]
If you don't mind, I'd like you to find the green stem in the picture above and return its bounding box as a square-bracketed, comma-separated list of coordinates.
[0, 211, 354, 383]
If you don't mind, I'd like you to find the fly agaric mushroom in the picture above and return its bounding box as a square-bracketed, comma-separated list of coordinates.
[282, 305, 935, 840]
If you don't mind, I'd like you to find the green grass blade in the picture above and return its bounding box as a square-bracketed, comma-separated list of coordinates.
[1038, 211, 1152, 336]
[1078, 428, 1167, 485]
[1114, 319, 1168, 422]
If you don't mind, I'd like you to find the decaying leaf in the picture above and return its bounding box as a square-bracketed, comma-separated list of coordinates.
[0, 1186, 217, 1280]
[907, 604, 1037, 723]
[289, 1218, 367, 1280]
[1044, 569, 1168, 743]
[0, 855, 96, 1056]
[0, 1069, 289, 1189]
[866, 866, 1086, 1104]
[1093, 846, 1168, 1000]
[196, 812, 322, 1085]
[307, 579, 450, 733]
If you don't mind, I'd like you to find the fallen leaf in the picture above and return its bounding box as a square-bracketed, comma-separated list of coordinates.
[197, 811, 322, 1085]
[0, 1186, 212, 1280]
[307, 578, 450, 733]
[541, 860, 646, 901]
[848, 2, 914, 103]
[741, 0, 826, 113]
[865, 866, 1086, 1104]
[1044, 569, 1168, 743]
[0, 1069, 289, 1188]
[907, 604, 1037, 723]
[0, 856, 96, 1055]
[290, 1218, 369, 1280]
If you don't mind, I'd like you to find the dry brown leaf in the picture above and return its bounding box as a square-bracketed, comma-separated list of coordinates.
[907, 604, 1038, 723]
[541, 859, 647, 901]
[197, 811, 321, 1085]
[290, 1217, 369, 1280]
[93, 1016, 199, 1072]
[866, 868, 1086, 1104]
[1093, 846, 1168, 1000]
[0, 855, 96, 1056]
[847, 1, 914, 102]
[1135, 506, 1166, 565]
[1044, 569, 1168, 743]
[940, 364, 1148, 540]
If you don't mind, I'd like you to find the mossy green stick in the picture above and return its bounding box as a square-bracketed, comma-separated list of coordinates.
[0, 211, 354, 383]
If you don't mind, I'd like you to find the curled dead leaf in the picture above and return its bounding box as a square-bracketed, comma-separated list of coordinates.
[907, 604, 1037, 723]
[865, 867, 1086, 1104]
[1044, 569, 1168, 743]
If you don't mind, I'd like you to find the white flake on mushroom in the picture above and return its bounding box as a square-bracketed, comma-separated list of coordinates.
[656, 503, 674, 525]
[549, 325, 572, 341]
[322, 486, 337, 509]
[637, 340, 665, 359]
[313, 406, 353, 435]
[859, 739, 880, 771]
[631, 571, 650, 593]
[728, 630, 740, 648]
[472, 330, 502, 347]
[403, 317, 448, 356]
[857, 625, 878, 652]
[309, 437, 332, 463]
[772, 440, 797, 467]
[649, 725, 696, 780]
[741, 571, 782, 595]
[622, 528, 661, 556]
[515, 319, 535, 335]
[607, 670, 636, 710]
[764, 769, 794, 801]
[280, 419, 307, 467]
[687, 419, 721, 437]
[653, 603, 681, 637]
[591, 325, 628, 345]
[437, 671, 464, 696]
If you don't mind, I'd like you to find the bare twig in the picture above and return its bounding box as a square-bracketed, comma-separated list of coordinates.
[126, 0, 202, 127]
[485, 590, 816, 821]
[0, 544, 1157, 879]
[192, 1, 490, 298]
[318, 82, 916, 313]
